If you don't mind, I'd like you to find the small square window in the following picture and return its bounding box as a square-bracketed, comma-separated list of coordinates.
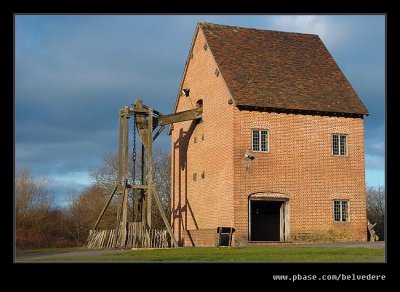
[252, 129, 269, 152]
[193, 173, 197, 181]
[332, 134, 347, 156]
[334, 200, 349, 222]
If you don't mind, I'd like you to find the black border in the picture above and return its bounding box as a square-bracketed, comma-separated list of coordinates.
[4, 0, 396, 286]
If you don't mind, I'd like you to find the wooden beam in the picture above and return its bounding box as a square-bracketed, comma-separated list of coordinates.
[217, 227, 222, 247]
[142, 103, 163, 116]
[113, 114, 124, 247]
[157, 107, 203, 126]
[152, 125, 166, 141]
[120, 110, 129, 246]
[228, 228, 233, 248]
[151, 186, 179, 247]
[91, 184, 118, 231]
[126, 184, 149, 190]
[147, 108, 153, 228]
[128, 108, 150, 114]
[284, 201, 290, 241]
[117, 115, 123, 192]
[133, 190, 139, 222]
[141, 144, 146, 225]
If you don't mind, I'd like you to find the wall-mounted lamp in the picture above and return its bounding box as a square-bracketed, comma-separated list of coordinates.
[244, 152, 255, 160]
[182, 88, 190, 97]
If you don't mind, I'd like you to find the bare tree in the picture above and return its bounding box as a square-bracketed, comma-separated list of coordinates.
[65, 186, 117, 246]
[89, 152, 118, 192]
[15, 168, 58, 248]
[366, 186, 385, 240]
[88, 147, 171, 230]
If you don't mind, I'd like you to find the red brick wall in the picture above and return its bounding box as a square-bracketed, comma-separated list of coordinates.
[232, 109, 367, 245]
[171, 26, 367, 247]
[183, 229, 218, 247]
[171, 27, 235, 247]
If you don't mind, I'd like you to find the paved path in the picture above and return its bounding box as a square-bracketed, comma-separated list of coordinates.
[16, 249, 128, 261]
[292, 241, 384, 249]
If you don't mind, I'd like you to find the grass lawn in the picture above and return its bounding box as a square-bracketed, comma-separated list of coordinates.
[17, 246, 384, 262]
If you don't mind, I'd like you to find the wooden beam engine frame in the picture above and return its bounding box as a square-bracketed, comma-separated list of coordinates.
[91, 99, 202, 248]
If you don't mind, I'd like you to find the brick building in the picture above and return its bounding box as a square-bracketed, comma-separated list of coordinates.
[170, 22, 369, 246]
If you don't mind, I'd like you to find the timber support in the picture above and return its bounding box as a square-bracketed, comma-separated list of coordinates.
[88, 99, 202, 249]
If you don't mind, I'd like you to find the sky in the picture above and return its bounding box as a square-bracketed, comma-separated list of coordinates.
[15, 15, 385, 206]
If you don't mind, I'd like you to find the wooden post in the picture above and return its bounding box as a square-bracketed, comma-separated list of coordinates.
[284, 201, 290, 241]
[120, 107, 129, 247]
[368, 220, 379, 241]
[141, 144, 146, 224]
[280, 202, 284, 241]
[147, 108, 153, 228]
[133, 190, 139, 222]
[228, 228, 233, 248]
[91, 184, 118, 231]
[217, 227, 222, 247]
[117, 111, 124, 193]
[113, 113, 124, 247]
[151, 186, 179, 247]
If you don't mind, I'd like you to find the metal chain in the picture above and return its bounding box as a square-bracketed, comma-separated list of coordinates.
[131, 113, 137, 184]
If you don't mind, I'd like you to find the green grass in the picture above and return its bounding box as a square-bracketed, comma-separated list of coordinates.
[17, 246, 384, 262]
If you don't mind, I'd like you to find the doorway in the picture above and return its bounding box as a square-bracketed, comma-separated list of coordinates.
[249, 199, 288, 241]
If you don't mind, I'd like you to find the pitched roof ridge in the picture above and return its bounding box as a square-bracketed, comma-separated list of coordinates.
[181, 22, 369, 115]
[198, 22, 319, 37]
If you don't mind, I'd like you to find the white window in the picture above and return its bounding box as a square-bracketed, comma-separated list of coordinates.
[333, 200, 349, 222]
[332, 134, 347, 156]
[252, 129, 269, 152]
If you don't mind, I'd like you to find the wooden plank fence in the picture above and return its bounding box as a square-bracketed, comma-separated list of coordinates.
[86, 222, 168, 249]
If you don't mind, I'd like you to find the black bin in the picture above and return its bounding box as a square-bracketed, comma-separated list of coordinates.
[216, 227, 235, 247]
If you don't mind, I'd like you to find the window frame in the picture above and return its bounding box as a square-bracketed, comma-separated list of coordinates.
[251, 129, 269, 153]
[333, 200, 350, 222]
[332, 134, 348, 156]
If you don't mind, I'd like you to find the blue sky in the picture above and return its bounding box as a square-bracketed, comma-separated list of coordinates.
[15, 15, 385, 206]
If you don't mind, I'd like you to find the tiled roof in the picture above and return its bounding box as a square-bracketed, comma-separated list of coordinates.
[199, 22, 368, 115]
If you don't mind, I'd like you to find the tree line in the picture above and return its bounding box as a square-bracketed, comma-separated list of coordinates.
[16, 148, 171, 249]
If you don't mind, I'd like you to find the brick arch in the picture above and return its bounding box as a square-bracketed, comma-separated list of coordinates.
[248, 191, 291, 200]
[248, 191, 291, 242]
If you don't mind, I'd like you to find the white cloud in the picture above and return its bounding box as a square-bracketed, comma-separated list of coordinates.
[50, 171, 91, 186]
[270, 15, 328, 35]
[267, 15, 348, 50]
[47, 171, 92, 206]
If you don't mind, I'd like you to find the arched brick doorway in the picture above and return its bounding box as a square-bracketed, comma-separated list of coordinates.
[248, 193, 290, 242]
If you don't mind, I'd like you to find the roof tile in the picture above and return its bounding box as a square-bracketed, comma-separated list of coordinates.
[199, 22, 369, 115]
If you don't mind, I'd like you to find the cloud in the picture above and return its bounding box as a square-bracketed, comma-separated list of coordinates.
[48, 171, 92, 206]
[267, 16, 344, 48]
[15, 15, 386, 206]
